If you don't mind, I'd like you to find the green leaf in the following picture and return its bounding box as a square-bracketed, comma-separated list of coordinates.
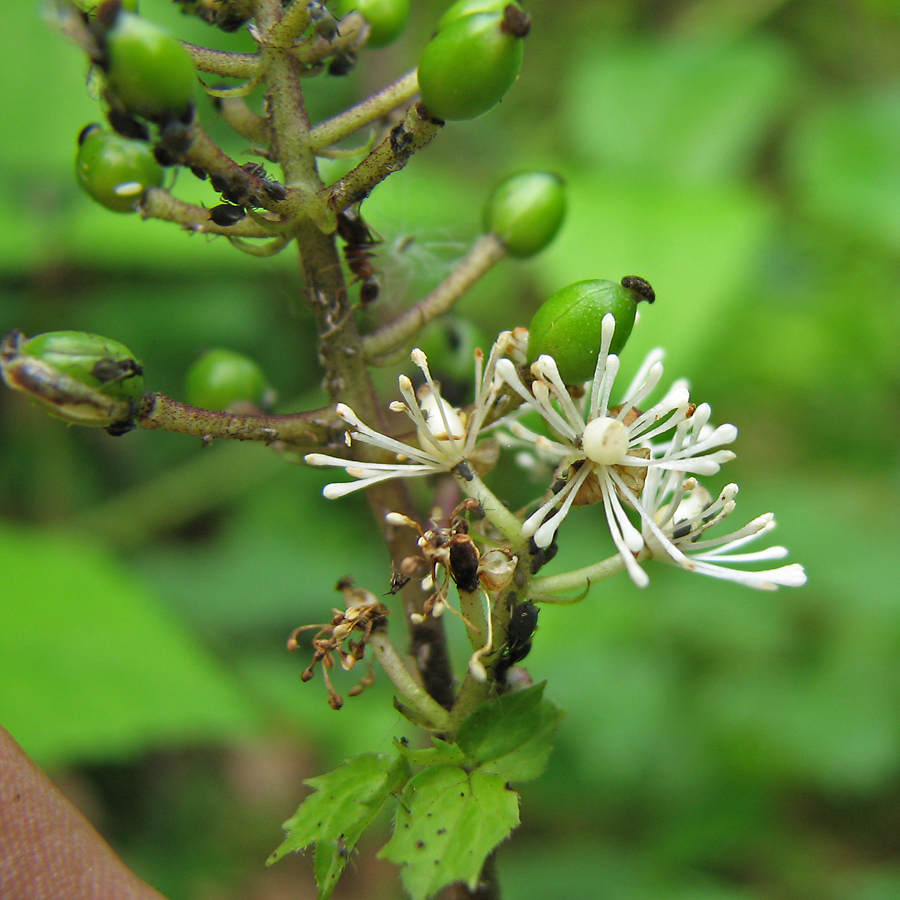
[457, 684, 563, 782]
[0, 522, 260, 767]
[269, 752, 410, 899]
[379, 764, 519, 900]
[395, 736, 468, 768]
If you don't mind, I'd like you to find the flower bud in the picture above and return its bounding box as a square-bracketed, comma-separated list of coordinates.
[1, 330, 144, 435]
[484, 171, 566, 258]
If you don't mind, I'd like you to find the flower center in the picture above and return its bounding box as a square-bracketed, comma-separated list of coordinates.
[582, 416, 629, 465]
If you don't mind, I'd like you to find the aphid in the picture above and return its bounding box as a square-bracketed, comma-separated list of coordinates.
[496, 599, 538, 680]
[446, 521, 481, 594]
[209, 203, 246, 226]
[106, 108, 150, 142]
[328, 50, 357, 76]
[336, 206, 382, 306]
[620, 275, 656, 303]
[91, 357, 143, 385]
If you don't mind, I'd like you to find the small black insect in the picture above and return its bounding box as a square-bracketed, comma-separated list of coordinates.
[497, 599, 539, 680]
[336, 207, 382, 306]
[328, 50, 357, 76]
[529, 534, 558, 574]
[91, 357, 143, 385]
[209, 204, 246, 227]
[447, 530, 481, 595]
[106, 108, 150, 142]
[620, 275, 655, 303]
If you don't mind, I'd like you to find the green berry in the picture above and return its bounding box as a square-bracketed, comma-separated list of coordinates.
[185, 349, 274, 411]
[527, 278, 655, 383]
[484, 171, 566, 257]
[437, 0, 523, 31]
[417, 8, 529, 121]
[101, 10, 196, 122]
[75, 124, 164, 212]
[335, 0, 411, 48]
[0, 330, 144, 434]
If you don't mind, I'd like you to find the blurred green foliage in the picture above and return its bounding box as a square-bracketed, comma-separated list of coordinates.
[1, 1, 899, 899]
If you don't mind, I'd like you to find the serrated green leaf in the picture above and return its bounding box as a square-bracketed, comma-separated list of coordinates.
[457, 684, 563, 783]
[379, 764, 519, 900]
[268, 752, 410, 899]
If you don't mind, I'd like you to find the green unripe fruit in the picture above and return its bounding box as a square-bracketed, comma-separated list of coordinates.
[102, 11, 196, 121]
[484, 171, 566, 257]
[75, 124, 164, 212]
[417, 8, 529, 121]
[527, 277, 655, 383]
[185, 349, 274, 411]
[0, 330, 144, 434]
[437, 0, 523, 30]
[335, 0, 411, 48]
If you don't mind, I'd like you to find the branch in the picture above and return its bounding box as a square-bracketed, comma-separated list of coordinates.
[182, 43, 260, 79]
[325, 102, 443, 210]
[139, 188, 278, 237]
[363, 234, 508, 360]
[137, 393, 340, 446]
[309, 69, 420, 150]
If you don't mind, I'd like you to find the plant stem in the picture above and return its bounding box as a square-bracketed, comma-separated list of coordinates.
[309, 69, 420, 149]
[137, 393, 339, 445]
[139, 189, 275, 237]
[363, 234, 508, 360]
[326, 102, 443, 209]
[528, 554, 626, 600]
[370, 632, 452, 731]
[183, 43, 260, 79]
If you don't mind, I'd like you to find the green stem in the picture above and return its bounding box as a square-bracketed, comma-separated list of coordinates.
[363, 234, 507, 360]
[183, 43, 259, 79]
[309, 69, 420, 150]
[454, 470, 525, 552]
[137, 393, 340, 446]
[325, 102, 443, 209]
[139, 189, 275, 237]
[267, 0, 313, 47]
[370, 632, 452, 731]
[528, 554, 626, 600]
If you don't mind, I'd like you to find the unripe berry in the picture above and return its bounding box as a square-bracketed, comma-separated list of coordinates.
[417, 7, 529, 121]
[0, 330, 144, 434]
[185, 348, 274, 411]
[484, 172, 566, 257]
[334, 0, 411, 48]
[438, 0, 523, 30]
[100, 8, 196, 122]
[527, 277, 655, 383]
[75, 124, 164, 212]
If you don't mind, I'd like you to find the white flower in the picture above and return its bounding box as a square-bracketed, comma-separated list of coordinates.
[638, 470, 806, 589]
[305, 333, 513, 498]
[496, 313, 737, 587]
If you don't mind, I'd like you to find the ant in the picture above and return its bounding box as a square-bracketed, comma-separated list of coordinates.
[336, 206, 381, 307]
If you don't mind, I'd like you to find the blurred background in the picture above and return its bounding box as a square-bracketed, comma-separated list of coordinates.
[2, 0, 900, 898]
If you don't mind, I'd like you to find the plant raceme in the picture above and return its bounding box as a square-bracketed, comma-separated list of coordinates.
[3, 3, 809, 898]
